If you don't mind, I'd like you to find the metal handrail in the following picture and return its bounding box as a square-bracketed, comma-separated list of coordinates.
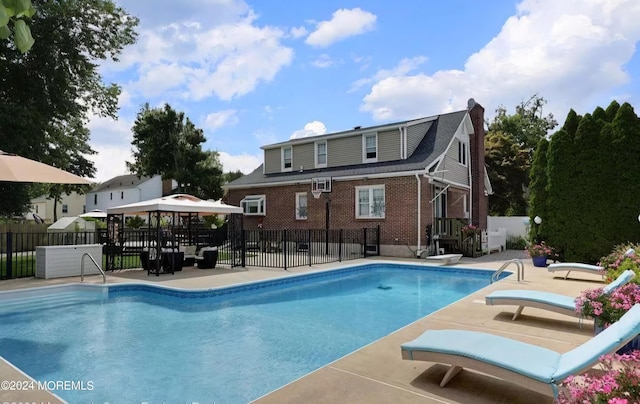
[81, 252, 106, 284]
[491, 259, 524, 283]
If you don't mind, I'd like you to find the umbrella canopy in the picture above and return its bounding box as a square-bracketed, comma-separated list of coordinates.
[79, 209, 107, 218]
[0, 150, 92, 184]
[107, 194, 243, 215]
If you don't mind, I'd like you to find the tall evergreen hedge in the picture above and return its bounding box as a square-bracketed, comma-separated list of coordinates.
[531, 101, 640, 263]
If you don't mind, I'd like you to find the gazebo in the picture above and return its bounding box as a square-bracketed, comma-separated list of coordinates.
[106, 194, 243, 276]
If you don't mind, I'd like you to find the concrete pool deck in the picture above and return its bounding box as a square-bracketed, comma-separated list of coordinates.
[0, 251, 605, 403]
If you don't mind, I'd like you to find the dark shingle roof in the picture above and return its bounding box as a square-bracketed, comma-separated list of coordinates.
[226, 110, 468, 188]
[92, 174, 152, 192]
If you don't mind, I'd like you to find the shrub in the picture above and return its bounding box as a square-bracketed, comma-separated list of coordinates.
[506, 235, 526, 250]
[599, 243, 640, 285]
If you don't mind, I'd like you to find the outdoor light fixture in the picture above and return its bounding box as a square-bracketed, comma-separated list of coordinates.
[534, 216, 542, 225]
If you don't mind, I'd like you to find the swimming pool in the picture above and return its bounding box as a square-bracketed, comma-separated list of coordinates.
[0, 262, 505, 403]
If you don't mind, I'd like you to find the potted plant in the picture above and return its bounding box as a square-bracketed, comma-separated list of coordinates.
[575, 283, 640, 353]
[557, 350, 640, 403]
[525, 241, 555, 267]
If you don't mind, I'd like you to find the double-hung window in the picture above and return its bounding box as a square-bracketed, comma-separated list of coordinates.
[363, 133, 377, 162]
[315, 141, 327, 168]
[295, 192, 308, 220]
[241, 195, 266, 215]
[282, 146, 292, 171]
[355, 185, 385, 218]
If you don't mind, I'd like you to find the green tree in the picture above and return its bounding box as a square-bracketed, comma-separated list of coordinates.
[485, 131, 530, 215]
[0, 0, 138, 217]
[1, 0, 36, 52]
[539, 101, 640, 263]
[545, 128, 577, 258]
[128, 104, 224, 200]
[224, 170, 244, 184]
[528, 138, 549, 241]
[485, 95, 557, 215]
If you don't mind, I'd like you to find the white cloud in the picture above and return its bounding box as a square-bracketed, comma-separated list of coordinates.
[290, 121, 327, 139]
[218, 151, 261, 174]
[349, 56, 427, 93]
[113, 8, 293, 102]
[90, 145, 134, 183]
[360, 0, 640, 122]
[311, 54, 340, 68]
[290, 26, 308, 38]
[306, 8, 377, 47]
[203, 110, 239, 131]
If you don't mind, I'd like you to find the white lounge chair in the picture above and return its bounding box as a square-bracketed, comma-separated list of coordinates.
[547, 263, 604, 280]
[485, 269, 635, 321]
[548, 248, 635, 280]
[400, 303, 640, 397]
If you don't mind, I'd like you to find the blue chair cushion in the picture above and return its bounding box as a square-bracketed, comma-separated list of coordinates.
[554, 304, 640, 380]
[603, 270, 635, 294]
[401, 330, 561, 383]
[485, 290, 576, 311]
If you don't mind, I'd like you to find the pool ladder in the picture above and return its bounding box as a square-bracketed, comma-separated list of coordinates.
[491, 259, 524, 283]
[81, 252, 106, 284]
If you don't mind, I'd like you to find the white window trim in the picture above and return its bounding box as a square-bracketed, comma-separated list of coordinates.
[355, 185, 385, 219]
[315, 141, 327, 168]
[281, 146, 293, 172]
[240, 194, 266, 216]
[362, 132, 378, 163]
[295, 192, 308, 220]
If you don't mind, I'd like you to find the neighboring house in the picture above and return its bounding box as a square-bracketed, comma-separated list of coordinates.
[26, 192, 86, 223]
[224, 99, 492, 258]
[85, 174, 175, 213]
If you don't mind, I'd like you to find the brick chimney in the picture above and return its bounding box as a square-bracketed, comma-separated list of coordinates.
[468, 99, 488, 229]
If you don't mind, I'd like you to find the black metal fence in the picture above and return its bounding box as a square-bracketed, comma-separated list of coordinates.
[0, 225, 380, 280]
[236, 227, 380, 270]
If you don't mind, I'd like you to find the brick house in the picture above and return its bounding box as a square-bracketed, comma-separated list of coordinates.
[224, 99, 491, 258]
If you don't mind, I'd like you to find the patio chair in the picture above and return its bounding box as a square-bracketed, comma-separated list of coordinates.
[484, 269, 635, 321]
[400, 303, 640, 397]
[195, 247, 218, 269]
[548, 248, 635, 280]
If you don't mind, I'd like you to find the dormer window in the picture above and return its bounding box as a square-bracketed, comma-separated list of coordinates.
[363, 133, 377, 162]
[282, 146, 292, 171]
[315, 141, 327, 168]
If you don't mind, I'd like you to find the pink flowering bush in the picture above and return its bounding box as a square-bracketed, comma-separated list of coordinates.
[599, 243, 640, 285]
[556, 350, 640, 403]
[575, 283, 640, 328]
[461, 224, 480, 235]
[526, 241, 556, 258]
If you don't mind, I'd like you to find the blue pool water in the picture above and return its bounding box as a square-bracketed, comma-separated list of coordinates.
[0, 263, 502, 403]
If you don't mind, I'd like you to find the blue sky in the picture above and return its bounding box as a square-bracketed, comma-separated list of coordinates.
[88, 0, 640, 182]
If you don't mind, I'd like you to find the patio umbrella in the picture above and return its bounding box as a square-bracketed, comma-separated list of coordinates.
[0, 150, 92, 184]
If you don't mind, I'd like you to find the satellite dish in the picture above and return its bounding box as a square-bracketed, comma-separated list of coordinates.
[33, 213, 44, 224]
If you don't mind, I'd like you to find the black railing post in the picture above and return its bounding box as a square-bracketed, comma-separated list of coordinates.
[283, 230, 288, 271]
[339, 229, 343, 262]
[6, 231, 13, 279]
[363, 227, 368, 258]
[308, 229, 312, 266]
[377, 225, 381, 256]
[241, 230, 246, 268]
